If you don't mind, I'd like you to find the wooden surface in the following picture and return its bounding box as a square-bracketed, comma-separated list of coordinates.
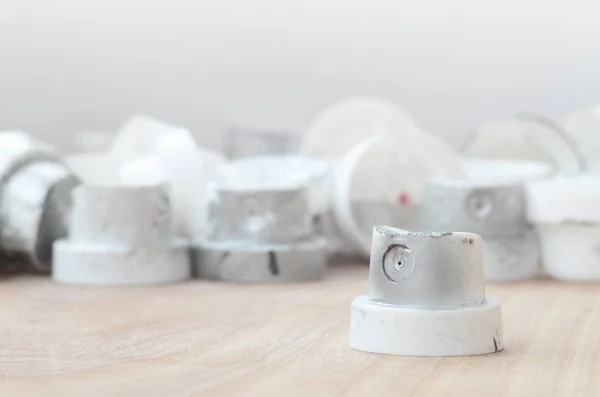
[1, 260, 600, 396]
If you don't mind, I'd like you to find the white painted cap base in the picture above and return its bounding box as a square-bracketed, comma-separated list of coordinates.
[52, 239, 190, 285]
[483, 231, 540, 282]
[537, 224, 600, 281]
[195, 239, 327, 283]
[349, 295, 503, 357]
[527, 176, 600, 281]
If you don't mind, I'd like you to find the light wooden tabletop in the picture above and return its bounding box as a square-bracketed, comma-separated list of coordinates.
[0, 260, 599, 396]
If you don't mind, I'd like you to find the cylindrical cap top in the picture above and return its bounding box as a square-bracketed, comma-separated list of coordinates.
[205, 185, 312, 244]
[205, 155, 331, 244]
[368, 225, 485, 309]
[422, 179, 527, 235]
[69, 184, 172, 246]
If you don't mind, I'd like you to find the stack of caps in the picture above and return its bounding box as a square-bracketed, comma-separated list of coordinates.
[195, 155, 331, 282]
[0, 131, 80, 273]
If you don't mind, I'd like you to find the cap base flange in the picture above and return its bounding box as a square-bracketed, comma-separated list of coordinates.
[349, 295, 503, 357]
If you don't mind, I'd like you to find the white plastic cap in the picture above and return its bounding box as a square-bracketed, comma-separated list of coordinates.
[349, 225, 503, 357]
[527, 174, 600, 225]
[300, 97, 421, 162]
[66, 153, 119, 185]
[333, 130, 464, 256]
[119, 156, 168, 186]
[564, 105, 600, 173]
[463, 114, 585, 173]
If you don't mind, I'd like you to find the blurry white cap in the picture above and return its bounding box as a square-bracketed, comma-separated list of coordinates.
[119, 156, 168, 186]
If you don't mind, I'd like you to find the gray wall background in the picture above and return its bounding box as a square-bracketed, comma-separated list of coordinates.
[0, 0, 598, 151]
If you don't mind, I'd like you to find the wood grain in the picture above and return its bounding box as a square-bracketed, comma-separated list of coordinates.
[0, 260, 599, 396]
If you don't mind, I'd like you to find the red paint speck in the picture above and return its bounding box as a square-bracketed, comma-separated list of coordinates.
[397, 192, 411, 207]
